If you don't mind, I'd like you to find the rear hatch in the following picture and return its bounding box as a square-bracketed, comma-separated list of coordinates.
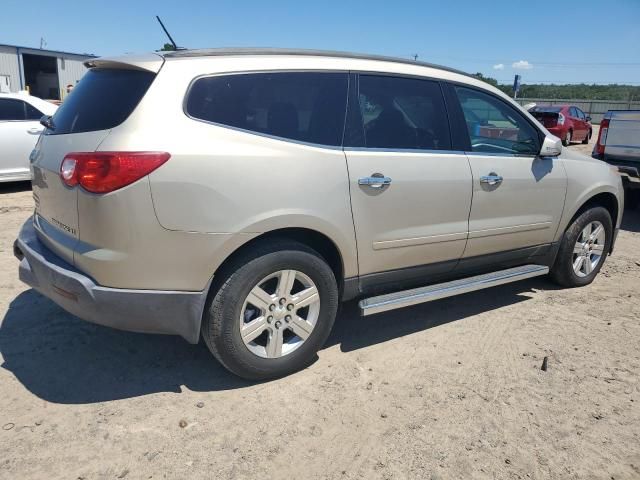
[529, 107, 562, 129]
[31, 58, 161, 265]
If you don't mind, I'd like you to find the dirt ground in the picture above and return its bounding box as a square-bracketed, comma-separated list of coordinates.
[1, 131, 639, 480]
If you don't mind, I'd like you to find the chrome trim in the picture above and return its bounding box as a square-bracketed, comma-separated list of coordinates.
[480, 174, 503, 186]
[358, 176, 392, 188]
[359, 264, 549, 316]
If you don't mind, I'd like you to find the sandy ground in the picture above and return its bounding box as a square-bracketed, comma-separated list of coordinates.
[1, 132, 639, 480]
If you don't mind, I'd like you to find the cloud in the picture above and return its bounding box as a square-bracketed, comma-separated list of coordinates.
[512, 60, 533, 70]
[493, 63, 505, 70]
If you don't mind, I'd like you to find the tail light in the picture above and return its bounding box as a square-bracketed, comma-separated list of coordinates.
[60, 152, 170, 193]
[595, 119, 610, 156]
[557, 113, 565, 126]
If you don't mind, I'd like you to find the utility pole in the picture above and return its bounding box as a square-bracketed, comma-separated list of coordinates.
[412, 54, 419, 61]
[40, 37, 46, 49]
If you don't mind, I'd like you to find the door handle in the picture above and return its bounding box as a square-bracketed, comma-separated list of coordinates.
[358, 174, 392, 189]
[480, 173, 503, 186]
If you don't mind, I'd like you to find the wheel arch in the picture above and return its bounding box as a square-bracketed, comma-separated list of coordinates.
[209, 227, 349, 298]
[558, 189, 619, 252]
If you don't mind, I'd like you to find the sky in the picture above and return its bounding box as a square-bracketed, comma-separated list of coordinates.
[2, 0, 639, 85]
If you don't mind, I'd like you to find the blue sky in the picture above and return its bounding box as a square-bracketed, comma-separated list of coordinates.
[2, 0, 639, 85]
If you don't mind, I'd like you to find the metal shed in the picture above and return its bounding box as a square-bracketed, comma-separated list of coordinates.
[0, 44, 96, 101]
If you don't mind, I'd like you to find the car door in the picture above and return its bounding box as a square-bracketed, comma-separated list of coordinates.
[344, 74, 472, 291]
[0, 98, 44, 179]
[569, 107, 584, 139]
[449, 85, 566, 259]
[575, 107, 588, 140]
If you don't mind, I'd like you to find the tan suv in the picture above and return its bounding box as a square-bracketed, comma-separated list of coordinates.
[14, 49, 623, 379]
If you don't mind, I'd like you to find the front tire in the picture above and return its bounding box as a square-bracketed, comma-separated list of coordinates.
[550, 206, 612, 287]
[563, 130, 572, 147]
[202, 239, 339, 380]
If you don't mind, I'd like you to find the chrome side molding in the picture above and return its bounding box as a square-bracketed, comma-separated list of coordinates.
[359, 264, 549, 316]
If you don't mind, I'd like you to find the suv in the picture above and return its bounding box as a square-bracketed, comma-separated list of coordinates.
[14, 49, 623, 379]
[529, 105, 592, 147]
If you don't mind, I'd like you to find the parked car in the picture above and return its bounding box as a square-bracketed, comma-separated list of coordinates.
[14, 49, 623, 379]
[529, 105, 592, 147]
[592, 110, 640, 209]
[0, 93, 57, 182]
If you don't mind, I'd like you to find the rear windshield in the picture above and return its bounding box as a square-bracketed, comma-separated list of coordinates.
[48, 68, 155, 135]
[530, 106, 561, 113]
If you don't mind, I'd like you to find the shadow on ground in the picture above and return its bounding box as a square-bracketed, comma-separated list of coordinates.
[0, 278, 549, 404]
[0, 181, 31, 195]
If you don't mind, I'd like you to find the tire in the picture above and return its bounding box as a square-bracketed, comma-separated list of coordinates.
[563, 130, 572, 147]
[550, 206, 612, 288]
[582, 129, 591, 144]
[201, 239, 339, 380]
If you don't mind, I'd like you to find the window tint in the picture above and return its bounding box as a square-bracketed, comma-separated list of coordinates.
[25, 102, 43, 120]
[357, 75, 450, 150]
[0, 99, 27, 120]
[455, 86, 540, 155]
[186, 72, 348, 146]
[49, 68, 155, 135]
[569, 107, 579, 118]
[576, 108, 585, 120]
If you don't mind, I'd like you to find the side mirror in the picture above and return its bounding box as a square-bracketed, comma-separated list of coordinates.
[586, 116, 592, 122]
[540, 135, 562, 157]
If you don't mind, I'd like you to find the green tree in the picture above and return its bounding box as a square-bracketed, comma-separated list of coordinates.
[160, 43, 176, 52]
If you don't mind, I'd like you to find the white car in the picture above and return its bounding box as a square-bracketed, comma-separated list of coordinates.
[0, 93, 57, 182]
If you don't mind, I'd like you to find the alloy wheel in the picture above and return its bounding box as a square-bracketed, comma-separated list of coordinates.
[239, 270, 320, 358]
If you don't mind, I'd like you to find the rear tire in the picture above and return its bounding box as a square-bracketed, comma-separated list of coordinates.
[550, 206, 612, 287]
[201, 239, 339, 380]
[563, 130, 572, 147]
[582, 129, 591, 144]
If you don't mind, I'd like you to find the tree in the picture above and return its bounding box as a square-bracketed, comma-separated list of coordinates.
[472, 72, 499, 88]
[160, 43, 176, 52]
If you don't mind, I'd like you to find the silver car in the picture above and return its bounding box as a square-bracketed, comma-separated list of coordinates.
[14, 49, 624, 379]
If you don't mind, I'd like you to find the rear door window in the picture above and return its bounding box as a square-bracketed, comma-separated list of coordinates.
[355, 75, 451, 150]
[48, 68, 155, 135]
[454, 86, 540, 155]
[186, 72, 349, 146]
[0, 99, 28, 120]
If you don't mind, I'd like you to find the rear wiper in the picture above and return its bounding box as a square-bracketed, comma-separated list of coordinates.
[40, 115, 55, 131]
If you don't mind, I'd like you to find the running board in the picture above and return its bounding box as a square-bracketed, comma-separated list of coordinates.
[359, 264, 549, 316]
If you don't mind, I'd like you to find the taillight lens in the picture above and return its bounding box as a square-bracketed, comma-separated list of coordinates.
[595, 119, 610, 155]
[557, 113, 565, 125]
[60, 152, 170, 193]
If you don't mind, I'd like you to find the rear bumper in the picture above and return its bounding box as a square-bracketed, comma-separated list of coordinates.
[14, 219, 207, 344]
[594, 156, 640, 189]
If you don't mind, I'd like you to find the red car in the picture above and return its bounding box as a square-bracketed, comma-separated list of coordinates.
[529, 105, 592, 146]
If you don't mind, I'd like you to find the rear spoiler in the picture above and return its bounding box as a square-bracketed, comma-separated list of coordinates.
[84, 53, 165, 73]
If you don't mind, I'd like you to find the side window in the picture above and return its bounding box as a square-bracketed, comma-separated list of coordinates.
[357, 75, 450, 150]
[454, 86, 540, 155]
[186, 72, 349, 146]
[576, 108, 585, 120]
[25, 102, 44, 120]
[569, 107, 578, 118]
[0, 99, 27, 121]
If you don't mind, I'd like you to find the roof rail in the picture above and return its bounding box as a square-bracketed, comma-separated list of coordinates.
[162, 47, 472, 78]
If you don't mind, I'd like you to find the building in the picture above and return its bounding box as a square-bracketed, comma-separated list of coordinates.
[0, 44, 97, 100]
